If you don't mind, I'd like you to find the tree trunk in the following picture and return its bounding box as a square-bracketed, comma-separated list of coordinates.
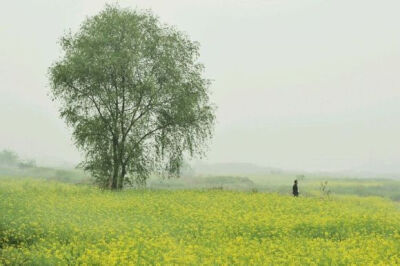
[108, 175, 113, 189]
[116, 134, 126, 190]
[111, 137, 120, 190]
[117, 164, 126, 190]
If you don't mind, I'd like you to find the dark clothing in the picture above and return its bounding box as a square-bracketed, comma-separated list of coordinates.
[292, 184, 299, 197]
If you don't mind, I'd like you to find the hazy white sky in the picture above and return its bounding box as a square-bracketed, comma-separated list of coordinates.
[1, 0, 400, 172]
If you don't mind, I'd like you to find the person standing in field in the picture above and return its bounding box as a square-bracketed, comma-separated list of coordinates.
[292, 180, 299, 197]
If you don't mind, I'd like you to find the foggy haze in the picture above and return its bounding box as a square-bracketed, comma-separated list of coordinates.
[1, 0, 400, 173]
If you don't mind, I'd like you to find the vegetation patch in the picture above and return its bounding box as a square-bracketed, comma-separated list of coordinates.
[1, 179, 400, 265]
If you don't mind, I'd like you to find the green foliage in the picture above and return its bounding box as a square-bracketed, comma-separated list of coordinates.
[49, 5, 215, 189]
[17, 159, 36, 169]
[0, 149, 36, 169]
[0, 150, 19, 167]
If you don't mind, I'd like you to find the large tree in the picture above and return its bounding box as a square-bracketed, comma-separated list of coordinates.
[49, 5, 215, 189]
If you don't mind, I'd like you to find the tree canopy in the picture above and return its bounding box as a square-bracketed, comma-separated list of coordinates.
[49, 5, 215, 189]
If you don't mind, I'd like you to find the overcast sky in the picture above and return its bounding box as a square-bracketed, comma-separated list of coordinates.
[1, 0, 400, 172]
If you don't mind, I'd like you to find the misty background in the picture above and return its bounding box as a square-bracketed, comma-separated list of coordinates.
[1, 0, 400, 174]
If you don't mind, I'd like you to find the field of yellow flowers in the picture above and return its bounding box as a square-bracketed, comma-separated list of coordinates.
[1, 178, 400, 265]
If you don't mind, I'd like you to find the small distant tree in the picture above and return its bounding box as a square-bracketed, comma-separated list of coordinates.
[0, 150, 19, 167]
[296, 174, 305, 181]
[18, 159, 37, 169]
[49, 5, 215, 189]
[320, 181, 331, 199]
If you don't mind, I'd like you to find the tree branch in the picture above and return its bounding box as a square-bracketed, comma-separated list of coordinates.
[66, 82, 115, 138]
[123, 122, 173, 165]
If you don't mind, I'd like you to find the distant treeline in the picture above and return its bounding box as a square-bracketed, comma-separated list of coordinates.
[0, 150, 36, 169]
[0, 149, 89, 184]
